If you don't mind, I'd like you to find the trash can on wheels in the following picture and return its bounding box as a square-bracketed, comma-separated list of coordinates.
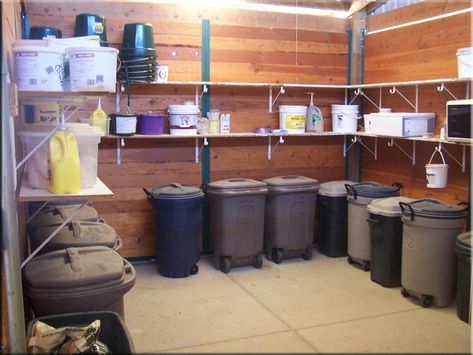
[455, 231, 471, 323]
[263, 175, 319, 264]
[400, 199, 468, 308]
[144, 183, 204, 278]
[208, 178, 268, 273]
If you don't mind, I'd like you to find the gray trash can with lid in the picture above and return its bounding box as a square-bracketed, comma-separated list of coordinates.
[399, 199, 468, 307]
[455, 231, 471, 323]
[144, 183, 204, 278]
[23, 246, 136, 317]
[318, 180, 354, 257]
[263, 175, 319, 263]
[367, 196, 414, 287]
[346, 182, 402, 271]
[208, 178, 268, 273]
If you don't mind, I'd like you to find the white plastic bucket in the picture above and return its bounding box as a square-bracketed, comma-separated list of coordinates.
[279, 105, 307, 134]
[331, 104, 360, 133]
[168, 104, 199, 135]
[457, 47, 473, 78]
[66, 46, 118, 92]
[425, 149, 449, 188]
[14, 45, 65, 91]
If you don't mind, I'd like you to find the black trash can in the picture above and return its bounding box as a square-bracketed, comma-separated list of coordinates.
[27, 311, 135, 353]
[455, 231, 471, 323]
[367, 196, 413, 287]
[144, 183, 204, 278]
[317, 180, 354, 257]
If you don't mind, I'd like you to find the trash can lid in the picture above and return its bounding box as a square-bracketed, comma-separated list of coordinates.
[208, 178, 267, 191]
[456, 231, 471, 257]
[346, 182, 401, 199]
[23, 246, 125, 289]
[319, 180, 355, 197]
[147, 183, 204, 200]
[400, 198, 469, 219]
[263, 175, 319, 192]
[367, 196, 415, 217]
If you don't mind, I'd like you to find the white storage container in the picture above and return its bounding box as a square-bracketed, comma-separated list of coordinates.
[19, 124, 104, 189]
[168, 104, 199, 135]
[331, 105, 359, 133]
[457, 47, 473, 78]
[365, 112, 435, 137]
[279, 105, 307, 134]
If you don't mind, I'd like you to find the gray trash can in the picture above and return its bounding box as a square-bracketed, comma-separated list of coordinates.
[23, 246, 136, 318]
[263, 175, 319, 263]
[208, 178, 268, 273]
[455, 231, 471, 323]
[346, 182, 402, 271]
[318, 180, 354, 257]
[399, 199, 468, 307]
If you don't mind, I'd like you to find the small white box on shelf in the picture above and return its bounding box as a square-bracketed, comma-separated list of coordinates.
[363, 112, 435, 137]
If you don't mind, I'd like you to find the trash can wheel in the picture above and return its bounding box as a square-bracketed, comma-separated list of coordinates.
[401, 287, 410, 298]
[362, 261, 370, 272]
[347, 256, 354, 265]
[189, 264, 199, 275]
[220, 256, 231, 274]
[421, 295, 433, 308]
[272, 248, 283, 264]
[302, 246, 313, 260]
[253, 253, 263, 269]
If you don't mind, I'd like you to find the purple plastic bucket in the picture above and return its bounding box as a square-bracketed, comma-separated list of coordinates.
[137, 113, 165, 134]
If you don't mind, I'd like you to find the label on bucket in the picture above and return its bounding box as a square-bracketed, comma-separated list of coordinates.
[285, 114, 305, 129]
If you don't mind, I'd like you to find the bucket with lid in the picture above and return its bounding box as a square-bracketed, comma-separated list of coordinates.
[66, 46, 118, 92]
[109, 113, 137, 136]
[137, 113, 165, 135]
[399, 199, 469, 307]
[331, 104, 360, 133]
[279, 105, 307, 134]
[14, 44, 65, 91]
[425, 148, 448, 188]
[168, 104, 199, 135]
[457, 47, 473, 78]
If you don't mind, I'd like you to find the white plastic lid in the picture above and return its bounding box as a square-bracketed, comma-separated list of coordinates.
[13, 39, 48, 48]
[66, 46, 118, 54]
[13, 45, 65, 54]
[279, 105, 307, 112]
[367, 196, 414, 217]
[331, 104, 358, 110]
[168, 105, 200, 114]
[319, 180, 355, 197]
[457, 47, 473, 55]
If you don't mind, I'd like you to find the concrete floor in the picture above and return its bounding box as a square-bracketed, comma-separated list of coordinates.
[124, 250, 471, 353]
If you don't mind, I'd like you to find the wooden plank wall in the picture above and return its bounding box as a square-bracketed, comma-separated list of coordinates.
[26, 1, 348, 257]
[363, 1, 471, 204]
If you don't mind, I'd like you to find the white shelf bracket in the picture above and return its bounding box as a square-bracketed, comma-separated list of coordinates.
[197, 84, 208, 106]
[437, 82, 458, 100]
[21, 201, 93, 269]
[344, 135, 377, 159]
[269, 86, 285, 113]
[116, 138, 125, 165]
[195, 137, 209, 163]
[26, 201, 49, 224]
[388, 138, 416, 165]
[268, 135, 284, 160]
[436, 142, 466, 173]
[389, 86, 417, 111]
[350, 88, 380, 110]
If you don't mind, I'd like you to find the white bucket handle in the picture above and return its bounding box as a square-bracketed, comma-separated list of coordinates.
[336, 111, 362, 120]
[428, 148, 446, 165]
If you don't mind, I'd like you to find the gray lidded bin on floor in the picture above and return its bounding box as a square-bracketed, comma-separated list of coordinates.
[144, 183, 204, 278]
[400, 199, 468, 308]
[346, 182, 401, 271]
[208, 178, 268, 273]
[31, 221, 123, 254]
[367, 196, 414, 287]
[263, 175, 319, 263]
[318, 180, 354, 258]
[455, 231, 471, 323]
[23, 246, 136, 318]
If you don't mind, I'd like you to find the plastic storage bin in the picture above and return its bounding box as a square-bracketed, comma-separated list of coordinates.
[346, 182, 401, 271]
[399, 199, 468, 307]
[23, 246, 136, 317]
[367, 196, 414, 287]
[144, 183, 204, 278]
[263, 175, 319, 263]
[317, 180, 354, 257]
[455, 231, 471, 323]
[208, 178, 268, 273]
[27, 311, 135, 353]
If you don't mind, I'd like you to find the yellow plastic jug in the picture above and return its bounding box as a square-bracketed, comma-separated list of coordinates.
[49, 130, 81, 194]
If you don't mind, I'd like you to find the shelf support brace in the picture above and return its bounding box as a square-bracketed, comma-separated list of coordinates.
[389, 86, 417, 111]
[26, 201, 49, 224]
[350, 88, 380, 110]
[195, 137, 209, 163]
[437, 83, 458, 100]
[436, 143, 466, 173]
[116, 138, 125, 165]
[388, 138, 416, 165]
[268, 136, 284, 160]
[344, 135, 377, 159]
[21, 201, 93, 269]
[269, 86, 285, 113]
[196, 84, 209, 106]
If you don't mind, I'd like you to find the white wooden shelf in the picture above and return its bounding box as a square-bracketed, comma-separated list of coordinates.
[19, 178, 113, 202]
[105, 132, 346, 139]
